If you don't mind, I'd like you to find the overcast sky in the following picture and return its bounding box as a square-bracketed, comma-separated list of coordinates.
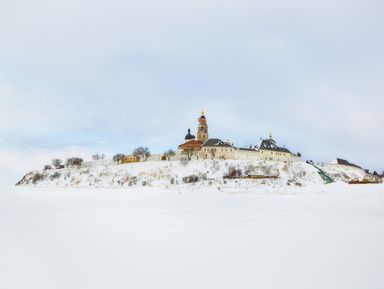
[0, 0, 383, 185]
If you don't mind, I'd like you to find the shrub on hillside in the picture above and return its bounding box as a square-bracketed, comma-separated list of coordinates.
[282, 163, 289, 172]
[32, 173, 44, 184]
[211, 160, 220, 172]
[129, 176, 138, 186]
[113, 154, 125, 164]
[44, 165, 52, 170]
[244, 164, 256, 175]
[223, 166, 243, 179]
[182, 175, 200, 183]
[66, 157, 83, 167]
[50, 172, 61, 180]
[52, 159, 63, 169]
[163, 149, 176, 160]
[180, 158, 189, 166]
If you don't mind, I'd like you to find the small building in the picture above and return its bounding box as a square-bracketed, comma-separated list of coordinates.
[122, 155, 140, 164]
[331, 158, 363, 169]
[200, 139, 235, 160]
[258, 134, 300, 162]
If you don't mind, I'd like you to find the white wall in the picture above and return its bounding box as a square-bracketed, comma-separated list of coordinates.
[234, 149, 261, 160]
[147, 154, 162, 161]
[82, 160, 112, 167]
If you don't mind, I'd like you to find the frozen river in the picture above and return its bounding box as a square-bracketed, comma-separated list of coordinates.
[1, 184, 384, 289]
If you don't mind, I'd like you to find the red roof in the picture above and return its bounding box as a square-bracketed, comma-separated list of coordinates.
[178, 140, 202, 150]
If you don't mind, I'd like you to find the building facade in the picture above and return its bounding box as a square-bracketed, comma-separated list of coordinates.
[178, 139, 202, 160]
[200, 139, 235, 160]
[258, 135, 300, 162]
[233, 148, 260, 160]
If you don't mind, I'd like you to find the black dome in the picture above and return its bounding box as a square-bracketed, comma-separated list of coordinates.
[185, 128, 195, 140]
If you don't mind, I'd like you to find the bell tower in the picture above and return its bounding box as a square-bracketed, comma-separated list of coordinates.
[197, 111, 209, 142]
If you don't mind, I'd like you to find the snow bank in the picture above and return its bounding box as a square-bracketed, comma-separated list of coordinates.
[16, 160, 371, 189]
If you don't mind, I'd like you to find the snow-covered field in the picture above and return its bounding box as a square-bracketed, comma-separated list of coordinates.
[1, 183, 384, 289]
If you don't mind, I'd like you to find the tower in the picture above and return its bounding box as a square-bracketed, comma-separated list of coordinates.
[197, 111, 209, 142]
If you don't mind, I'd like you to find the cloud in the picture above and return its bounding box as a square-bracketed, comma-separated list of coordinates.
[0, 0, 383, 175]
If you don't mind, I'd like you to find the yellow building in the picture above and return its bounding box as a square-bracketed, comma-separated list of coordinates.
[200, 139, 235, 160]
[258, 134, 301, 162]
[122, 155, 140, 164]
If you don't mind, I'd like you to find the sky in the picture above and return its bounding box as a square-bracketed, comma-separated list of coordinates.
[0, 0, 383, 185]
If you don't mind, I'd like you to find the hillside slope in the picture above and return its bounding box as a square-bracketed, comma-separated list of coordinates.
[16, 160, 370, 189]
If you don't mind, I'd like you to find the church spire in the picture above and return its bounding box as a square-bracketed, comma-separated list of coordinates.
[269, 131, 276, 144]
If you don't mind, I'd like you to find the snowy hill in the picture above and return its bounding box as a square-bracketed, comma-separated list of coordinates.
[16, 160, 372, 189]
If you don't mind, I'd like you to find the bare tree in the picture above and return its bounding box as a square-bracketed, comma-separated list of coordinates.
[182, 148, 196, 161]
[180, 157, 189, 166]
[164, 149, 176, 160]
[66, 157, 83, 167]
[52, 159, 62, 169]
[92, 154, 100, 160]
[113, 154, 125, 164]
[133, 147, 151, 161]
[92, 153, 105, 160]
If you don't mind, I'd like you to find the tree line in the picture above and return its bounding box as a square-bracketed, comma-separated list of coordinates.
[43, 147, 176, 170]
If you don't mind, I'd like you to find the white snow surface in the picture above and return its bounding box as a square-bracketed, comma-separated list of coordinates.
[16, 160, 369, 189]
[1, 183, 384, 289]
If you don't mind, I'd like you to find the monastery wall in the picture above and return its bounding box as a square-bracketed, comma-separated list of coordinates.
[233, 149, 261, 160]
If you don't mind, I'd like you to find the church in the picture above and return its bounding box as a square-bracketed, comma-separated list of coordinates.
[177, 112, 301, 162]
[177, 112, 210, 160]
